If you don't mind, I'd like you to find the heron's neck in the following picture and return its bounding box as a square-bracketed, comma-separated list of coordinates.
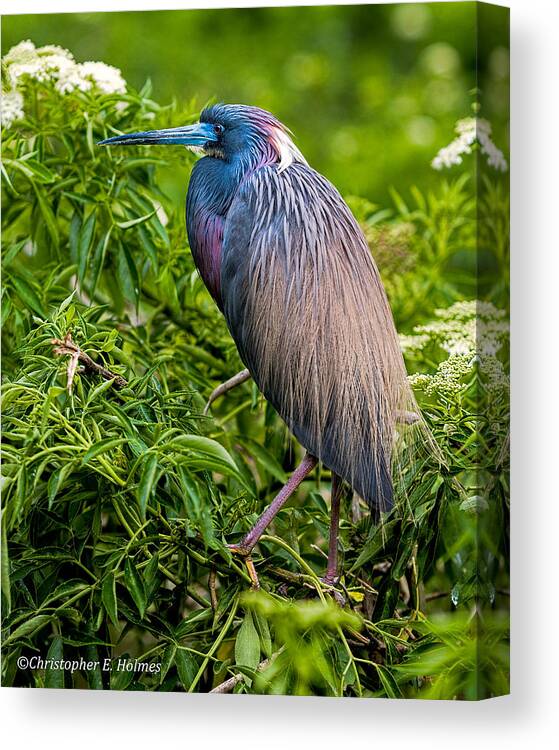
[186, 156, 259, 308]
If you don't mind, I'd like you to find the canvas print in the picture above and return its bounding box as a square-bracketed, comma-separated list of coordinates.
[0, 1, 510, 698]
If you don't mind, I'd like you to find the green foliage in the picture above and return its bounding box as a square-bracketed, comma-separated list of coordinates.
[1, 39, 508, 698]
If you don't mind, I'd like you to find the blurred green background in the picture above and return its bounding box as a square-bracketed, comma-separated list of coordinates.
[2, 2, 509, 205]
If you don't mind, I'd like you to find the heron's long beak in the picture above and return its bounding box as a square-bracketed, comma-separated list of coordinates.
[97, 121, 218, 147]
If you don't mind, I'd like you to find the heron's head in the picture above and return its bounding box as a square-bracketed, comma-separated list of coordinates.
[98, 103, 306, 172]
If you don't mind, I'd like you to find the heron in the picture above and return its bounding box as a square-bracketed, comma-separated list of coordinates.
[99, 104, 427, 591]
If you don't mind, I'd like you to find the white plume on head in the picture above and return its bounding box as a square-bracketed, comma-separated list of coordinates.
[270, 126, 308, 173]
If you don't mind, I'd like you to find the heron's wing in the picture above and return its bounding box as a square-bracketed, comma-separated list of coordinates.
[220, 163, 416, 511]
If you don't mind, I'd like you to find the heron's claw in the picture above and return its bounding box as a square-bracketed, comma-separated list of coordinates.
[226, 542, 251, 557]
[227, 543, 260, 590]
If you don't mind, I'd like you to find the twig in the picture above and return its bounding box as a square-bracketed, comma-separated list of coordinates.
[203, 369, 251, 415]
[209, 568, 218, 610]
[51, 332, 128, 390]
[425, 590, 450, 602]
[188, 598, 239, 693]
[210, 649, 282, 694]
[310, 543, 328, 560]
[266, 565, 315, 586]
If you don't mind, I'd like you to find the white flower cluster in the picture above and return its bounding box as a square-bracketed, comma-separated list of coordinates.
[403, 300, 509, 397]
[431, 117, 508, 172]
[0, 88, 25, 128]
[1, 40, 127, 128]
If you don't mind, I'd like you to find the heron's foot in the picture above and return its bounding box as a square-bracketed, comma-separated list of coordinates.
[227, 543, 260, 590]
[319, 575, 346, 607]
[321, 573, 339, 587]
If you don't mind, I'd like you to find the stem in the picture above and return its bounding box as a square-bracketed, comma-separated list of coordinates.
[188, 597, 239, 693]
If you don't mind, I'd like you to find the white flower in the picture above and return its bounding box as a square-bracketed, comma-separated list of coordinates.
[399, 333, 429, 353]
[406, 300, 509, 397]
[36, 44, 74, 59]
[1, 40, 127, 107]
[2, 39, 37, 65]
[432, 117, 508, 172]
[55, 69, 93, 94]
[477, 127, 508, 172]
[77, 62, 127, 94]
[1, 88, 25, 128]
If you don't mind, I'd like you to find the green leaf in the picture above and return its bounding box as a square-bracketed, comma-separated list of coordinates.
[137, 225, 158, 272]
[40, 580, 89, 608]
[117, 242, 140, 309]
[143, 552, 160, 601]
[235, 611, 260, 671]
[4, 614, 53, 646]
[2, 238, 28, 267]
[85, 645, 104, 689]
[110, 657, 136, 691]
[47, 463, 75, 509]
[239, 436, 287, 483]
[1, 518, 11, 614]
[376, 664, 402, 698]
[77, 210, 97, 283]
[81, 437, 126, 466]
[102, 572, 119, 627]
[253, 610, 272, 658]
[56, 289, 77, 315]
[175, 648, 198, 690]
[44, 635, 65, 689]
[10, 275, 47, 317]
[349, 519, 399, 572]
[137, 453, 159, 519]
[389, 186, 410, 216]
[391, 523, 418, 580]
[69, 212, 81, 264]
[89, 226, 113, 296]
[124, 557, 146, 618]
[33, 183, 59, 249]
[86, 376, 120, 405]
[167, 435, 247, 485]
[116, 209, 156, 229]
[160, 643, 177, 684]
[23, 158, 57, 184]
[10, 466, 28, 528]
[5, 157, 56, 184]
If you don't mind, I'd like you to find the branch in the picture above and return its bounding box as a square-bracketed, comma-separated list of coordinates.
[51, 332, 128, 391]
[209, 649, 283, 694]
[203, 369, 251, 415]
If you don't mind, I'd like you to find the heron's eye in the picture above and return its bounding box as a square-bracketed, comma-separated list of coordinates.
[214, 124, 224, 137]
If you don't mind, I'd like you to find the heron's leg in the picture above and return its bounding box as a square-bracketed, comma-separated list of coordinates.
[228, 452, 318, 587]
[203, 369, 251, 415]
[322, 474, 343, 586]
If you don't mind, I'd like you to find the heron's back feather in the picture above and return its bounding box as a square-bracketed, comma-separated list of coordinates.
[220, 163, 421, 512]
